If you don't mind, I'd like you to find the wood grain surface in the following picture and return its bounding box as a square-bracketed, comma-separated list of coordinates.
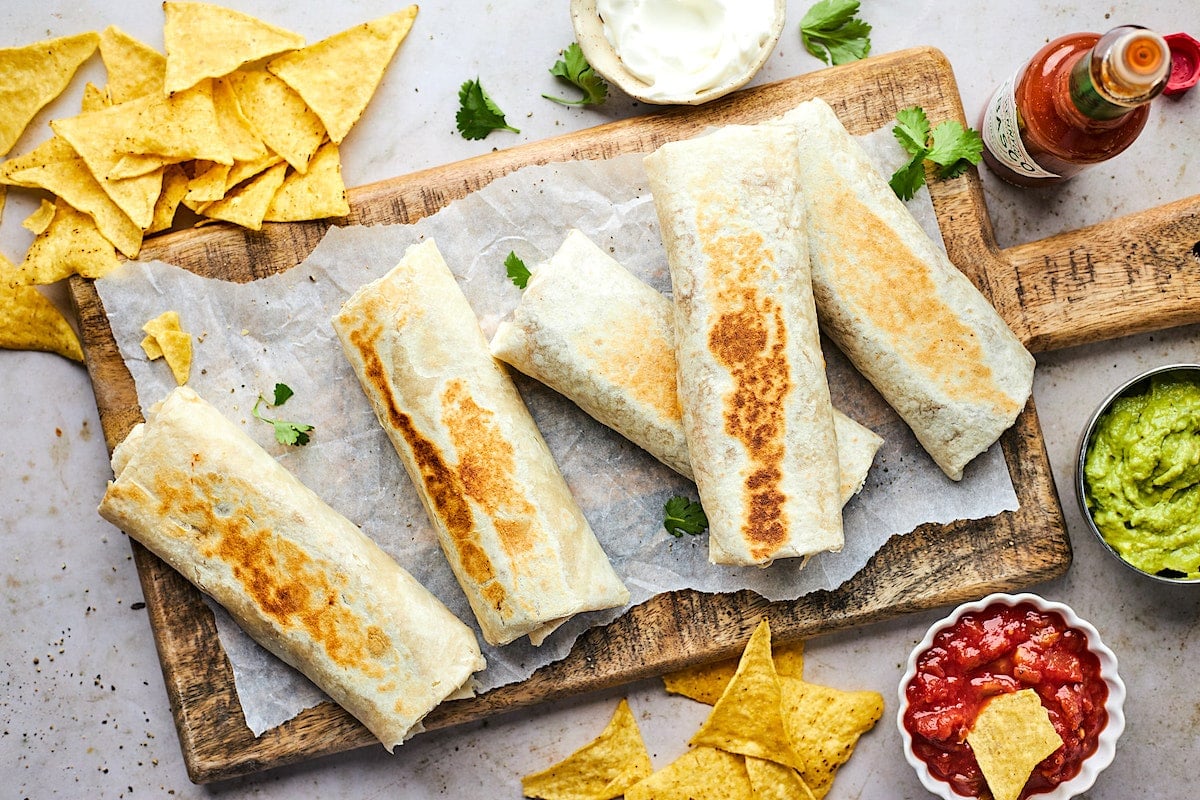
[69, 44, 1200, 783]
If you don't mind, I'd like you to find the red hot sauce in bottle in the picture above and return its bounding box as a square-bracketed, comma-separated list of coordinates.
[981, 26, 1170, 186]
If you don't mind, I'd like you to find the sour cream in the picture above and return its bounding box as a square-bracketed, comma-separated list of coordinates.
[596, 0, 778, 102]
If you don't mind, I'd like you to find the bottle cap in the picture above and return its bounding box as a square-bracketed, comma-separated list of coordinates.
[1164, 33, 1200, 96]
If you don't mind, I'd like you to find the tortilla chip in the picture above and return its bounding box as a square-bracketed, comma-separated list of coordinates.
[50, 103, 164, 230]
[224, 151, 285, 192]
[263, 140, 349, 221]
[99, 25, 165, 103]
[185, 160, 232, 204]
[199, 159, 287, 230]
[228, 69, 325, 173]
[779, 676, 883, 799]
[266, 6, 417, 144]
[0, 135, 143, 258]
[18, 201, 120, 284]
[966, 689, 1064, 800]
[0, 253, 83, 361]
[140, 333, 164, 360]
[0, 31, 99, 156]
[163, 1, 305, 94]
[121, 79, 232, 165]
[689, 620, 800, 770]
[745, 757, 817, 800]
[211, 76, 269, 162]
[142, 309, 182, 340]
[521, 699, 653, 800]
[0, 185, 6, 226]
[81, 82, 111, 112]
[625, 747, 752, 800]
[22, 199, 57, 235]
[664, 639, 806, 705]
[146, 163, 189, 234]
[108, 152, 176, 180]
[157, 329, 192, 385]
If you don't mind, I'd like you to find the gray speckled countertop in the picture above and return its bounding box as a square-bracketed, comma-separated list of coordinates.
[2, 1, 1198, 797]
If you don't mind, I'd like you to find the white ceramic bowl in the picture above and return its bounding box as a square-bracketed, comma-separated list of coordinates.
[897, 593, 1125, 800]
[569, 0, 786, 105]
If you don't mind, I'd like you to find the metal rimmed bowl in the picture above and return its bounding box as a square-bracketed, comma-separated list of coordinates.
[898, 592, 1126, 800]
[569, 0, 786, 105]
[1076, 363, 1200, 584]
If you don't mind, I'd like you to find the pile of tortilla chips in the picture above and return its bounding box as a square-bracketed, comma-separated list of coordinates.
[521, 620, 884, 800]
[0, 2, 417, 361]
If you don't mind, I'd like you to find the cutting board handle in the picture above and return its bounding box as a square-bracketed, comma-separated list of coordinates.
[998, 193, 1200, 353]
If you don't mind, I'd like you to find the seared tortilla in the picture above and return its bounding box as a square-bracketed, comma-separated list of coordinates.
[332, 239, 629, 646]
[644, 125, 844, 566]
[97, 386, 485, 751]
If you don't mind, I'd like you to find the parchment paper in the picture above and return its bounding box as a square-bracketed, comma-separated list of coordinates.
[95, 126, 1019, 735]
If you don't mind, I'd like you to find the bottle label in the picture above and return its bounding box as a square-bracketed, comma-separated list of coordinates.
[982, 71, 1061, 179]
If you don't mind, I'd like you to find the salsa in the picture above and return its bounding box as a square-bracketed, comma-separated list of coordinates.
[903, 602, 1108, 799]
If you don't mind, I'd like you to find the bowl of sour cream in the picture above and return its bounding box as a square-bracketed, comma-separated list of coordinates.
[570, 0, 786, 105]
[1077, 363, 1200, 584]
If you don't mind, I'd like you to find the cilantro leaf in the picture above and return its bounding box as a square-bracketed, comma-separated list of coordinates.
[889, 151, 929, 201]
[544, 43, 608, 106]
[505, 251, 531, 289]
[252, 389, 314, 447]
[456, 78, 520, 140]
[663, 496, 708, 537]
[892, 106, 931, 156]
[800, 0, 872, 66]
[926, 119, 984, 178]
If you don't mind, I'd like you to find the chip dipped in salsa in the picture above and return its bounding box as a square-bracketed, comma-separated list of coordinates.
[902, 601, 1108, 799]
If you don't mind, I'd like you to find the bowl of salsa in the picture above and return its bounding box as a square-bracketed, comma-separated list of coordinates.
[1078, 363, 1200, 583]
[898, 593, 1124, 800]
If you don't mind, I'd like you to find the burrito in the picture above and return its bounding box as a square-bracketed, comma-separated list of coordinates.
[332, 239, 629, 647]
[490, 229, 882, 502]
[644, 124, 844, 567]
[97, 386, 485, 751]
[780, 98, 1035, 480]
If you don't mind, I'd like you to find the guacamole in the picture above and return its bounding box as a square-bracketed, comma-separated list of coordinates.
[1084, 372, 1200, 580]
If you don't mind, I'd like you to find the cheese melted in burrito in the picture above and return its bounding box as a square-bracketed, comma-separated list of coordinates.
[97, 386, 486, 751]
[779, 98, 1035, 480]
[332, 239, 629, 647]
[490, 229, 882, 502]
[644, 125, 844, 566]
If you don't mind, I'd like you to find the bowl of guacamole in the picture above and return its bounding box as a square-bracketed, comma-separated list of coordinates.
[1078, 364, 1200, 583]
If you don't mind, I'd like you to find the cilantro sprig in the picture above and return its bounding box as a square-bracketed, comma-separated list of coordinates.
[888, 106, 984, 200]
[800, 0, 872, 66]
[456, 78, 520, 140]
[544, 43, 608, 106]
[252, 382, 314, 447]
[505, 251, 531, 289]
[663, 496, 709, 538]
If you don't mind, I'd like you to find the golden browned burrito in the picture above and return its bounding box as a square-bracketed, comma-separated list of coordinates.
[780, 98, 1035, 480]
[97, 386, 486, 751]
[332, 238, 629, 647]
[489, 229, 882, 503]
[644, 125, 844, 567]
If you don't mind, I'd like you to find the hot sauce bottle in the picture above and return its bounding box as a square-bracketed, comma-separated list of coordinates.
[981, 26, 1171, 186]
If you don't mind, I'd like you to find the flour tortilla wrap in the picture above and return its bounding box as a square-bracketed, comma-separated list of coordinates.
[490, 229, 882, 502]
[780, 98, 1035, 480]
[332, 239, 629, 647]
[644, 125, 844, 567]
[97, 386, 485, 752]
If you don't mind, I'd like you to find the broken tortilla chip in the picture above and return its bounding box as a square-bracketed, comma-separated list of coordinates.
[625, 747, 752, 800]
[81, 81, 111, 112]
[520, 699, 653, 800]
[966, 689, 1064, 800]
[140, 333, 163, 360]
[185, 160, 233, 205]
[228, 69, 325, 173]
[18, 201, 120, 284]
[163, 1, 305, 93]
[267, 6, 417, 144]
[142, 310, 192, 384]
[199, 158, 287, 230]
[0, 31, 99, 156]
[99, 25, 165, 103]
[664, 639, 806, 705]
[745, 757, 817, 800]
[779, 676, 884, 799]
[264, 140, 349, 221]
[22, 199, 57, 235]
[146, 163, 189, 234]
[689, 620, 800, 770]
[0, 253, 83, 362]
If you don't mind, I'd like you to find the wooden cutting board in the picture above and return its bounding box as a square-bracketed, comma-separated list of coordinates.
[69, 46, 1200, 783]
